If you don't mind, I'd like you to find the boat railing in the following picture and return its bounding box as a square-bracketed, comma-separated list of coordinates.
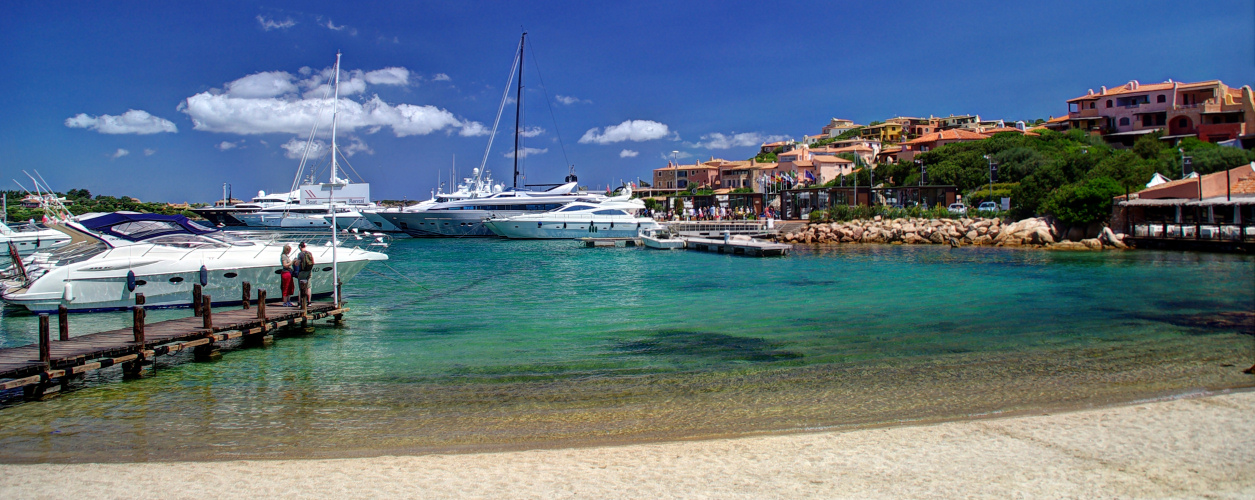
[226, 229, 394, 252]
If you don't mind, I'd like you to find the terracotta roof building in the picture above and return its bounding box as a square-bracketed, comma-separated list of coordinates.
[1062, 79, 1254, 145]
[898, 129, 990, 162]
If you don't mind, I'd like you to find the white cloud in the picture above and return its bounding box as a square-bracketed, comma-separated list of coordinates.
[65, 109, 178, 135]
[341, 136, 373, 156]
[688, 132, 790, 150]
[280, 136, 371, 160]
[504, 147, 548, 158]
[181, 65, 484, 139]
[143, 148, 156, 156]
[432, 73, 451, 82]
[281, 138, 325, 160]
[216, 141, 238, 151]
[458, 121, 489, 137]
[257, 15, 296, 31]
[555, 94, 589, 105]
[659, 151, 694, 161]
[322, 19, 357, 35]
[518, 126, 544, 138]
[227, 71, 298, 98]
[363, 67, 410, 86]
[619, 149, 639, 158]
[111, 148, 130, 159]
[579, 120, 670, 145]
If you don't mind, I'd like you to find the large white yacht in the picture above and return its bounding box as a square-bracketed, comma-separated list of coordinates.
[191, 189, 297, 227]
[360, 168, 502, 234]
[482, 190, 658, 239]
[0, 212, 388, 313]
[377, 182, 603, 237]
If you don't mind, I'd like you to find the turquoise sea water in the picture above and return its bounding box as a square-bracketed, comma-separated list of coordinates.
[0, 239, 1251, 463]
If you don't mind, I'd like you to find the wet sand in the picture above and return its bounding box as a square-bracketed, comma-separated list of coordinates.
[1, 389, 1251, 499]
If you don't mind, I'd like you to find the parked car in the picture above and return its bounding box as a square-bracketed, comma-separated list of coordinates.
[947, 203, 968, 215]
[977, 201, 998, 212]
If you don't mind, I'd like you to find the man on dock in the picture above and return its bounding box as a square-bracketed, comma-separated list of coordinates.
[296, 242, 314, 305]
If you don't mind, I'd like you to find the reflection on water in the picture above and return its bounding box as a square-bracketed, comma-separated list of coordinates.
[0, 240, 1252, 462]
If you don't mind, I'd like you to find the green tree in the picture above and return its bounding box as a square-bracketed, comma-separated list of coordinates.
[1040, 176, 1124, 225]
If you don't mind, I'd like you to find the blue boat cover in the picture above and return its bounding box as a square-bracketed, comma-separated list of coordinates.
[78, 213, 219, 242]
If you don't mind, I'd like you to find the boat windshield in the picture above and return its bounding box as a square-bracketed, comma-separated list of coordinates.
[555, 204, 595, 212]
[109, 220, 186, 240]
[144, 234, 230, 250]
[41, 239, 109, 266]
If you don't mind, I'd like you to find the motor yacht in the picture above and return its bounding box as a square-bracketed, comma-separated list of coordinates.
[482, 189, 657, 239]
[1, 212, 388, 313]
[379, 182, 603, 237]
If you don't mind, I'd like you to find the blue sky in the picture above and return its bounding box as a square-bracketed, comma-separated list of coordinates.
[1, 1, 1251, 203]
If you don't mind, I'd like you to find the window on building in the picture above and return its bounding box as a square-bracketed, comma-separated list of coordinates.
[1177, 118, 1190, 129]
[1157, 94, 1166, 103]
[677, 180, 688, 189]
[1119, 117, 1130, 126]
[1106, 100, 1112, 108]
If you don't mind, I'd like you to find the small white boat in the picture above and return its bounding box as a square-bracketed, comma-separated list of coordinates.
[639, 226, 685, 250]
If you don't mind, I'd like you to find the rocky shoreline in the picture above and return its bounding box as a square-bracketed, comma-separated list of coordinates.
[776, 216, 1130, 250]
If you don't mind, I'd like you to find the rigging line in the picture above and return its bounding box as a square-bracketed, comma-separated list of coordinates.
[379, 261, 431, 291]
[337, 147, 365, 183]
[526, 40, 571, 171]
[477, 38, 523, 181]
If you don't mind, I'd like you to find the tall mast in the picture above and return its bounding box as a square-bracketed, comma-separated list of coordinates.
[330, 51, 342, 186]
[513, 32, 526, 189]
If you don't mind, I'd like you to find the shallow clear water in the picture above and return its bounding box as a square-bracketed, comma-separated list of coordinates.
[0, 240, 1251, 462]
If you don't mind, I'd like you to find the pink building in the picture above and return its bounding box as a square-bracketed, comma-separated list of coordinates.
[1064, 79, 1254, 145]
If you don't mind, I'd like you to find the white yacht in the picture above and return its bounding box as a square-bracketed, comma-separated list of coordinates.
[361, 168, 501, 234]
[2, 220, 72, 260]
[482, 190, 658, 239]
[1, 212, 388, 313]
[191, 190, 297, 227]
[378, 182, 603, 237]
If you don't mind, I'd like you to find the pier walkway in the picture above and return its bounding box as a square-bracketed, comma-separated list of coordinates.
[0, 284, 345, 399]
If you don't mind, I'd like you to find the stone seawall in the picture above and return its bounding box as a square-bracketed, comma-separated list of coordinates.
[776, 216, 1129, 250]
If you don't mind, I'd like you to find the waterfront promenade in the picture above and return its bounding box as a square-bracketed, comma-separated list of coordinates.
[0, 390, 1250, 498]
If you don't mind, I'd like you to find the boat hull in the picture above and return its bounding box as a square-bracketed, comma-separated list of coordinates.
[484, 219, 659, 239]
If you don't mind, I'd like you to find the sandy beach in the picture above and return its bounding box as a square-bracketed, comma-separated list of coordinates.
[0, 389, 1250, 499]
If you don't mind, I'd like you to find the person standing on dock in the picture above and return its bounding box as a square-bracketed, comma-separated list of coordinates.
[296, 242, 315, 305]
[280, 244, 295, 307]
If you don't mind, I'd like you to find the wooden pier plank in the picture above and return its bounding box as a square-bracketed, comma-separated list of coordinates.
[0, 301, 344, 382]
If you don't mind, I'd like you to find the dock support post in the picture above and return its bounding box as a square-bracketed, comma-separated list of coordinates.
[192, 283, 203, 317]
[242, 281, 251, 310]
[58, 305, 69, 341]
[256, 289, 267, 320]
[132, 305, 146, 346]
[202, 295, 213, 330]
[336, 280, 343, 308]
[38, 314, 50, 365]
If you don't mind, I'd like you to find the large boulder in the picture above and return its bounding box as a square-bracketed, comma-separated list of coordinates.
[1101, 227, 1128, 249]
[1081, 238, 1103, 250]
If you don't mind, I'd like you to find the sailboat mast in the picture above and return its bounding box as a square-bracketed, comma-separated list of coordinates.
[513, 32, 526, 189]
[330, 51, 342, 187]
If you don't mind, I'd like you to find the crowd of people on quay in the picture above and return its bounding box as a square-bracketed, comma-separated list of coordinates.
[644, 205, 776, 221]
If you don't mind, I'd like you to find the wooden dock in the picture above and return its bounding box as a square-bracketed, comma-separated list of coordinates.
[683, 236, 792, 257]
[0, 284, 346, 400]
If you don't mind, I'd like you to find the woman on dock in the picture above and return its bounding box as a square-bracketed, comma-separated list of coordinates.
[280, 244, 294, 307]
